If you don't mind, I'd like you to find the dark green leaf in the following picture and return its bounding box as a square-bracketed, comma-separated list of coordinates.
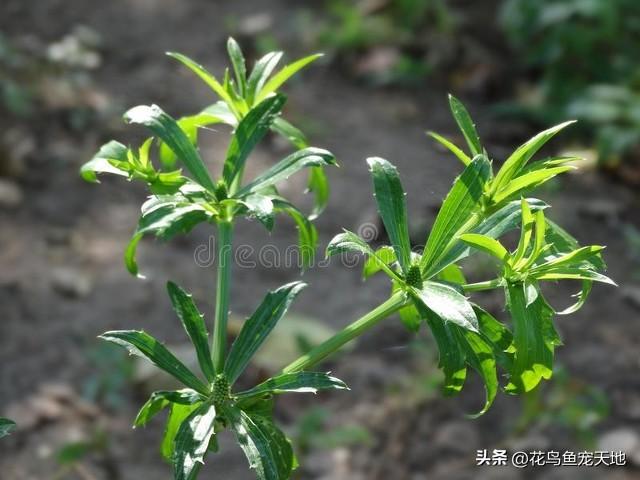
[225, 406, 295, 480]
[0, 418, 16, 438]
[272, 198, 318, 270]
[223, 95, 286, 189]
[80, 141, 130, 182]
[246, 52, 283, 105]
[134, 389, 204, 428]
[237, 372, 348, 399]
[271, 117, 308, 149]
[240, 194, 275, 230]
[99, 330, 208, 395]
[367, 157, 412, 272]
[409, 281, 479, 332]
[167, 282, 216, 383]
[225, 282, 306, 383]
[227, 37, 247, 97]
[174, 403, 217, 480]
[448, 94, 482, 156]
[236, 148, 336, 197]
[124, 105, 216, 191]
[421, 155, 491, 276]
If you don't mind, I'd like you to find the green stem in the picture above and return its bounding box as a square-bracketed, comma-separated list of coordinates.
[462, 278, 502, 292]
[282, 291, 408, 374]
[213, 221, 233, 373]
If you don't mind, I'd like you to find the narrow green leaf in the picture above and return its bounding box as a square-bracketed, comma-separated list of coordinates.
[427, 131, 472, 166]
[410, 281, 479, 332]
[0, 418, 16, 438]
[223, 95, 286, 188]
[225, 406, 295, 480]
[167, 52, 237, 115]
[237, 372, 348, 399]
[174, 403, 217, 480]
[421, 155, 491, 275]
[367, 157, 412, 272]
[159, 111, 224, 169]
[556, 280, 593, 315]
[459, 233, 509, 261]
[246, 51, 283, 106]
[227, 37, 247, 97]
[167, 282, 216, 383]
[256, 53, 323, 104]
[363, 245, 396, 279]
[545, 219, 606, 271]
[492, 120, 576, 195]
[459, 329, 498, 418]
[99, 330, 208, 395]
[236, 148, 336, 197]
[504, 283, 561, 394]
[225, 282, 306, 383]
[124, 105, 216, 191]
[512, 199, 535, 266]
[473, 305, 514, 372]
[240, 194, 275, 231]
[448, 94, 482, 156]
[492, 166, 575, 204]
[272, 198, 318, 270]
[134, 389, 203, 428]
[532, 245, 606, 273]
[80, 141, 130, 182]
[271, 117, 308, 149]
[533, 268, 616, 285]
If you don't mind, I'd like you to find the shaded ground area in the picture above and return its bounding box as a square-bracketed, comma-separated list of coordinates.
[1, 0, 639, 479]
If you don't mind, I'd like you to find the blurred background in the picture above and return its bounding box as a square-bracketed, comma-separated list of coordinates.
[1, 0, 639, 479]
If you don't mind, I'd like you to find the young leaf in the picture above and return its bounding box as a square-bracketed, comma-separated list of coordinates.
[124, 105, 217, 192]
[223, 95, 287, 189]
[491, 120, 576, 195]
[459, 233, 509, 262]
[363, 245, 396, 279]
[326, 230, 399, 280]
[227, 37, 247, 97]
[225, 406, 296, 480]
[448, 94, 482, 156]
[534, 268, 616, 285]
[167, 282, 216, 383]
[224, 282, 307, 383]
[409, 281, 479, 332]
[237, 372, 348, 399]
[167, 52, 237, 115]
[367, 157, 412, 272]
[236, 147, 336, 197]
[427, 131, 472, 166]
[256, 53, 324, 104]
[134, 389, 204, 428]
[80, 141, 130, 182]
[421, 155, 491, 276]
[532, 245, 606, 273]
[246, 51, 284, 105]
[504, 283, 561, 394]
[99, 330, 208, 395]
[272, 198, 318, 270]
[0, 418, 16, 438]
[173, 403, 217, 480]
[491, 166, 575, 204]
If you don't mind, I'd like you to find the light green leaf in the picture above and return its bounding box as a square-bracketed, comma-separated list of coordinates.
[492, 166, 575, 204]
[237, 372, 348, 399]
[225, 406, 295, 480]
[504, 282, 561, 394]
[167, 282, 216, 383]
[223, 95, 286, 189]
[459, 233, 509, 261]
[410, 281, 479, 332]
[80, 140, 130, 182]
[421, 155, 491, 276]
[363, 245, 396, 279]
[272, 198, 318, 270]
[532, 245, 606, 273]
[162, 403, 201, 461]
[124, 105, 216, 192]
[134, 389, 203, 428]
[174, 403, 217, 480]
[240, 194, 275, 231]
[427, 131, 472, 166]
[237, 148, 336, 197]
[225, 282, 306, 383]
[247, 51, 283, 106]
[533, 268, 616, 285]
[227, 37, 247, 97]
[99, 330, 208, 395]
[367, 157, 412, 272]
[492, 120, 576, 195]
[448, 94, 482, 156]
[256, 53, 324, 104]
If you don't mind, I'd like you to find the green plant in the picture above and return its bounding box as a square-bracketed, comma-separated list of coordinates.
[81, 36, 613, 479]
[0, 417, 15, 438]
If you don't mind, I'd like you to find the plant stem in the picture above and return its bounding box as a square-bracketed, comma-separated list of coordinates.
[462, 278, 502, 292]
[213, 221, 233, 373]
[282, 291, 408, 374]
